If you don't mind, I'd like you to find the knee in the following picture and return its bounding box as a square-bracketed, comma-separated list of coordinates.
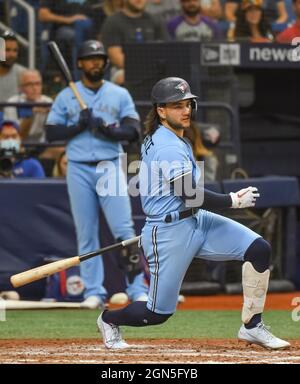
[244, 238, 271, 273]
[145, 309, 173, 325]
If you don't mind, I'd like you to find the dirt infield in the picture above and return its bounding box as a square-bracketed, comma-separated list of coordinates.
[1, 293, 299, 364]
[0, 339, 299, 364]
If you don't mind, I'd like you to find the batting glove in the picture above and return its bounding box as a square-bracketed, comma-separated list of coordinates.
[230, 186, 260, 208]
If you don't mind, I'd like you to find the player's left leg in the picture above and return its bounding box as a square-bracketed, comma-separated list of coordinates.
[195, 210, 290, 350]
[96, 158, 148, 301]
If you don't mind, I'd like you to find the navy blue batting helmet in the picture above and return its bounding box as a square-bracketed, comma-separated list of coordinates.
[151, 77, 198, 105]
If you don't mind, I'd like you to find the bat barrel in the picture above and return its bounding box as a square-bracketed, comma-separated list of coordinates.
[10, 256, 80, 288]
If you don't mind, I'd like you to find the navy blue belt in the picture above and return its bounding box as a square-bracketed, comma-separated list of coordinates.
[164, 208, 199, 223]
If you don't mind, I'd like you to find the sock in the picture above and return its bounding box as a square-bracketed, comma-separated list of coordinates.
[245, 313, 262, 329]
[102, 301, 172, 327]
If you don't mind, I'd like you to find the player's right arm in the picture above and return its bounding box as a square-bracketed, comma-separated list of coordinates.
[156, 145, 259, 210]
[173, 172, 259, 210]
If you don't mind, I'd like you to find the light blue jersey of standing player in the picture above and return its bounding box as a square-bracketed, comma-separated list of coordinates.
[97, 77, 290, 351]
[46, 40, 148, 309]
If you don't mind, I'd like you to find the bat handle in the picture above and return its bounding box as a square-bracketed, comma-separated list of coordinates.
[121, 236, 141, 247]
[69, 82, 88, 110]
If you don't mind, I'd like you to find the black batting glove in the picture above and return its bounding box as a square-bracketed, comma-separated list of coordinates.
[78, 108, 92, 131]
[118, 241, 143, 284]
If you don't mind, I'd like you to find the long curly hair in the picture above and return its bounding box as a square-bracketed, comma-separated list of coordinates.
[235, 7, 273, 40]
[143, 106, 160, 137]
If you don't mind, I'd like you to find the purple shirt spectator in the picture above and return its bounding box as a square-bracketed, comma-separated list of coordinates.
[167, 15, 222, 41]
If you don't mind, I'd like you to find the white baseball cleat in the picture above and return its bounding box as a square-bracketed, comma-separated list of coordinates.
[81, 295, 105, 310]
[97, 312, 129, 350]
[238, 322, 291, 350]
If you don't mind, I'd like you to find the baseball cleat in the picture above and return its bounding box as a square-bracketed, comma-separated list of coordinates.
[81, 295, 105, 310]
[238, 322, 291, 350]
[97, 312, 129, 350]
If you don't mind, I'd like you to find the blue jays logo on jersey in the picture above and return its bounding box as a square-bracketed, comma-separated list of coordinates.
[175, 81, 188, 94]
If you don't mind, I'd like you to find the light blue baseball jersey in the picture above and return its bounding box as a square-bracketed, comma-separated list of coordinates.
[46, 80, 139, 162]
[139, 125, 201, 217]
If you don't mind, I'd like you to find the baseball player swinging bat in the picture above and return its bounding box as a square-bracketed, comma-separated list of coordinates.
[48, 41, 87, 110]
[10, 236, 140, 288]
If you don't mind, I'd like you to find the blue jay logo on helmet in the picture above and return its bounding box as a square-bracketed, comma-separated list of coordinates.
[175, 81, 188, 95]
[91, 41, 103, 51]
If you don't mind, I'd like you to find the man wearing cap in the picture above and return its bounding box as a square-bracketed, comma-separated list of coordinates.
[0, 120, 45, 178]
[0, 31, 27, 103]
[45, 40, 148, 309]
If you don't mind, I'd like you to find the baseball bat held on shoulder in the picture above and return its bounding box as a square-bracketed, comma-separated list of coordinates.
[48, 41, 87, 110]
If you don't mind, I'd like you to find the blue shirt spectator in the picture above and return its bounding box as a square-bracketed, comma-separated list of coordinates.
[12, 158, 45, 178]
[0, 120, 45, 178]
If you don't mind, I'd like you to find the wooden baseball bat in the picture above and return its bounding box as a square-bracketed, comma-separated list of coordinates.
[48, 41, 87, 110]
[10, 236, 141, 288]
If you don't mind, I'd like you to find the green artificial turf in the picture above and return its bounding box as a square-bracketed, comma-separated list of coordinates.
[0, 309, 299, 340]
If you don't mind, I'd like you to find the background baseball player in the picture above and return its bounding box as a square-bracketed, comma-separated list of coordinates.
[46, 40, 148, 309]
[97, 77, 290, 350]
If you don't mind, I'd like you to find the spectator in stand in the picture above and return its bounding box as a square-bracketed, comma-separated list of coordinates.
[0, 31, 26, 103]
[0, 120, 45, 178]
[233, 0, 273, 42]
[225, 0, 288, 24]
[103, 0, 124, 17]
[145, 0, 181, 22]
[4, 70, 52, 143]
[276, 0, 300, 43]
[200, 0, 223, 20]
[52, 151, 68, 178]
[100, 0, 169, 85]
[167, 0, 222, 42]
[38, 1, 94, 72]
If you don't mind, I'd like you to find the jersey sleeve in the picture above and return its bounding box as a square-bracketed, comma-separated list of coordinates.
[119, 89, 139, 120]
[156, 145, 193, 183]
[46, 92, 68, 126]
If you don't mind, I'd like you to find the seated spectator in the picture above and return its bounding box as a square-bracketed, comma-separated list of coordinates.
[184, 121, 220, 181]
[38, 1, 94, 72]
[100, 0, 169, 85]
[52, 151, 68, 178]
[103, 0, 124, 17]
[0, 31, 26, 103]
[146, 0, 182, 22]
[0, 120, 45, 178]
[200, 0, 223, 20]
[167, 0, 222, 41]
[4, 69, 52, 143]
[276, 0, 300, 43]
[232, 0, 273, 42]
[225, 0, 288, 24]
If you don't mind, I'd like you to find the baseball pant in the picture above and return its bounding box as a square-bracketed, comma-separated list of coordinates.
[141, 209, 260, 314]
